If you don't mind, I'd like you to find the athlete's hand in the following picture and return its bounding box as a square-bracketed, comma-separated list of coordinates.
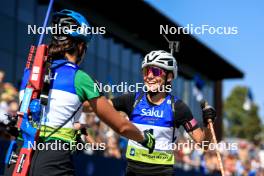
[29, 99, 41, 122]
[139, 129, 155, 154]
[202, 105, 216, 126]
[21, 113, 38, 146]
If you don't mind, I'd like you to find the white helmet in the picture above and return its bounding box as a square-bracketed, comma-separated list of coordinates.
[142, 50, 178, 78]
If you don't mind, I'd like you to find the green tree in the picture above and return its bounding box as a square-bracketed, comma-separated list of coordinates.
[224, 86, 262, 142]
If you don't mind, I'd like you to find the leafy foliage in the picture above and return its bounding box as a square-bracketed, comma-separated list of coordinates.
[224, 86, 262, 142]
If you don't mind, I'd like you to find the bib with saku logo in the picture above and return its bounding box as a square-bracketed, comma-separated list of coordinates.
[126, 93, 179, 165]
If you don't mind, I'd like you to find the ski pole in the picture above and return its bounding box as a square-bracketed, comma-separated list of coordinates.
[201, 100, 225, 176]
[37, 0, 54, 46]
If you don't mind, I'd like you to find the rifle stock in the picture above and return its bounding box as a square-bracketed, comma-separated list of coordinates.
[13, 45, 48, 176]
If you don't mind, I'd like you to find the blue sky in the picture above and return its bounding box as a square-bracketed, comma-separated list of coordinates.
[146, 0, 264, 123]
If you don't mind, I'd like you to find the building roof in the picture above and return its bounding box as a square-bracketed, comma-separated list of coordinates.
[52, 0, 244, 80]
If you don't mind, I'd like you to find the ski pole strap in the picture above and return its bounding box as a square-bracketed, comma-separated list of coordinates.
[133, 92, 145, 109]
[43, 103, 83, 141]
[37, 0, 54, 46]
[170, 95, 177, 143]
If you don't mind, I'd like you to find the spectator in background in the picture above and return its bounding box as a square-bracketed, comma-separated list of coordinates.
[260, 144, 264, 170]
[251, 157, 261, 176]
[0, 70, 4, 81]
[105, 136, 121, 159]
[190, 147, 203, 172]
[224, 154, 237, 176]
[118, 112, 129, 159]
[239, 141, 250, 163]
[0, 70, 5, 93]
[7, 100, 19, 116]
[0, 70, 18, 102]
[0, 70, 19, 140]
[174, 137, 185, 168]
[242, 160, 255, 176]
[0, 70, 8, 116]
[0, 70, 18, 114]
[203, 151, 219, 175]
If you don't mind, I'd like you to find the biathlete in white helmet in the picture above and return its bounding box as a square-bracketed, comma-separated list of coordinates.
[109, 50, 216, 176]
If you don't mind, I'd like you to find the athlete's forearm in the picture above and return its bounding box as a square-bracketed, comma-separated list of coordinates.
[203, 125, 213, 143]
[89, 96, 144, 142]
[188, 125, 213, 150]
[199, 126, 213, 151]
[108, 99, 113, 106]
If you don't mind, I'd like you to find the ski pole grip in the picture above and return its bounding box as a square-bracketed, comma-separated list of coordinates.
[200, 99, 208, 109]
[200, 100, 214, 124]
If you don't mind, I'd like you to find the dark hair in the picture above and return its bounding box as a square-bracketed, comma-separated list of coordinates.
[165, 71, 174, 84]
[48, 37, 80, 59]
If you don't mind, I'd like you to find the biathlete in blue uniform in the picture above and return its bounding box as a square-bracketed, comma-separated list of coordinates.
[110, 50, 216, 176]
[20, 9, 155, 176]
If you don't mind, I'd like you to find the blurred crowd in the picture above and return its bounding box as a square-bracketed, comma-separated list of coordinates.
[0, 69, 264, 176]
[78, 111, 125, 159]
[173, 136, 264, 176]
[0, 70, 19, 140]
